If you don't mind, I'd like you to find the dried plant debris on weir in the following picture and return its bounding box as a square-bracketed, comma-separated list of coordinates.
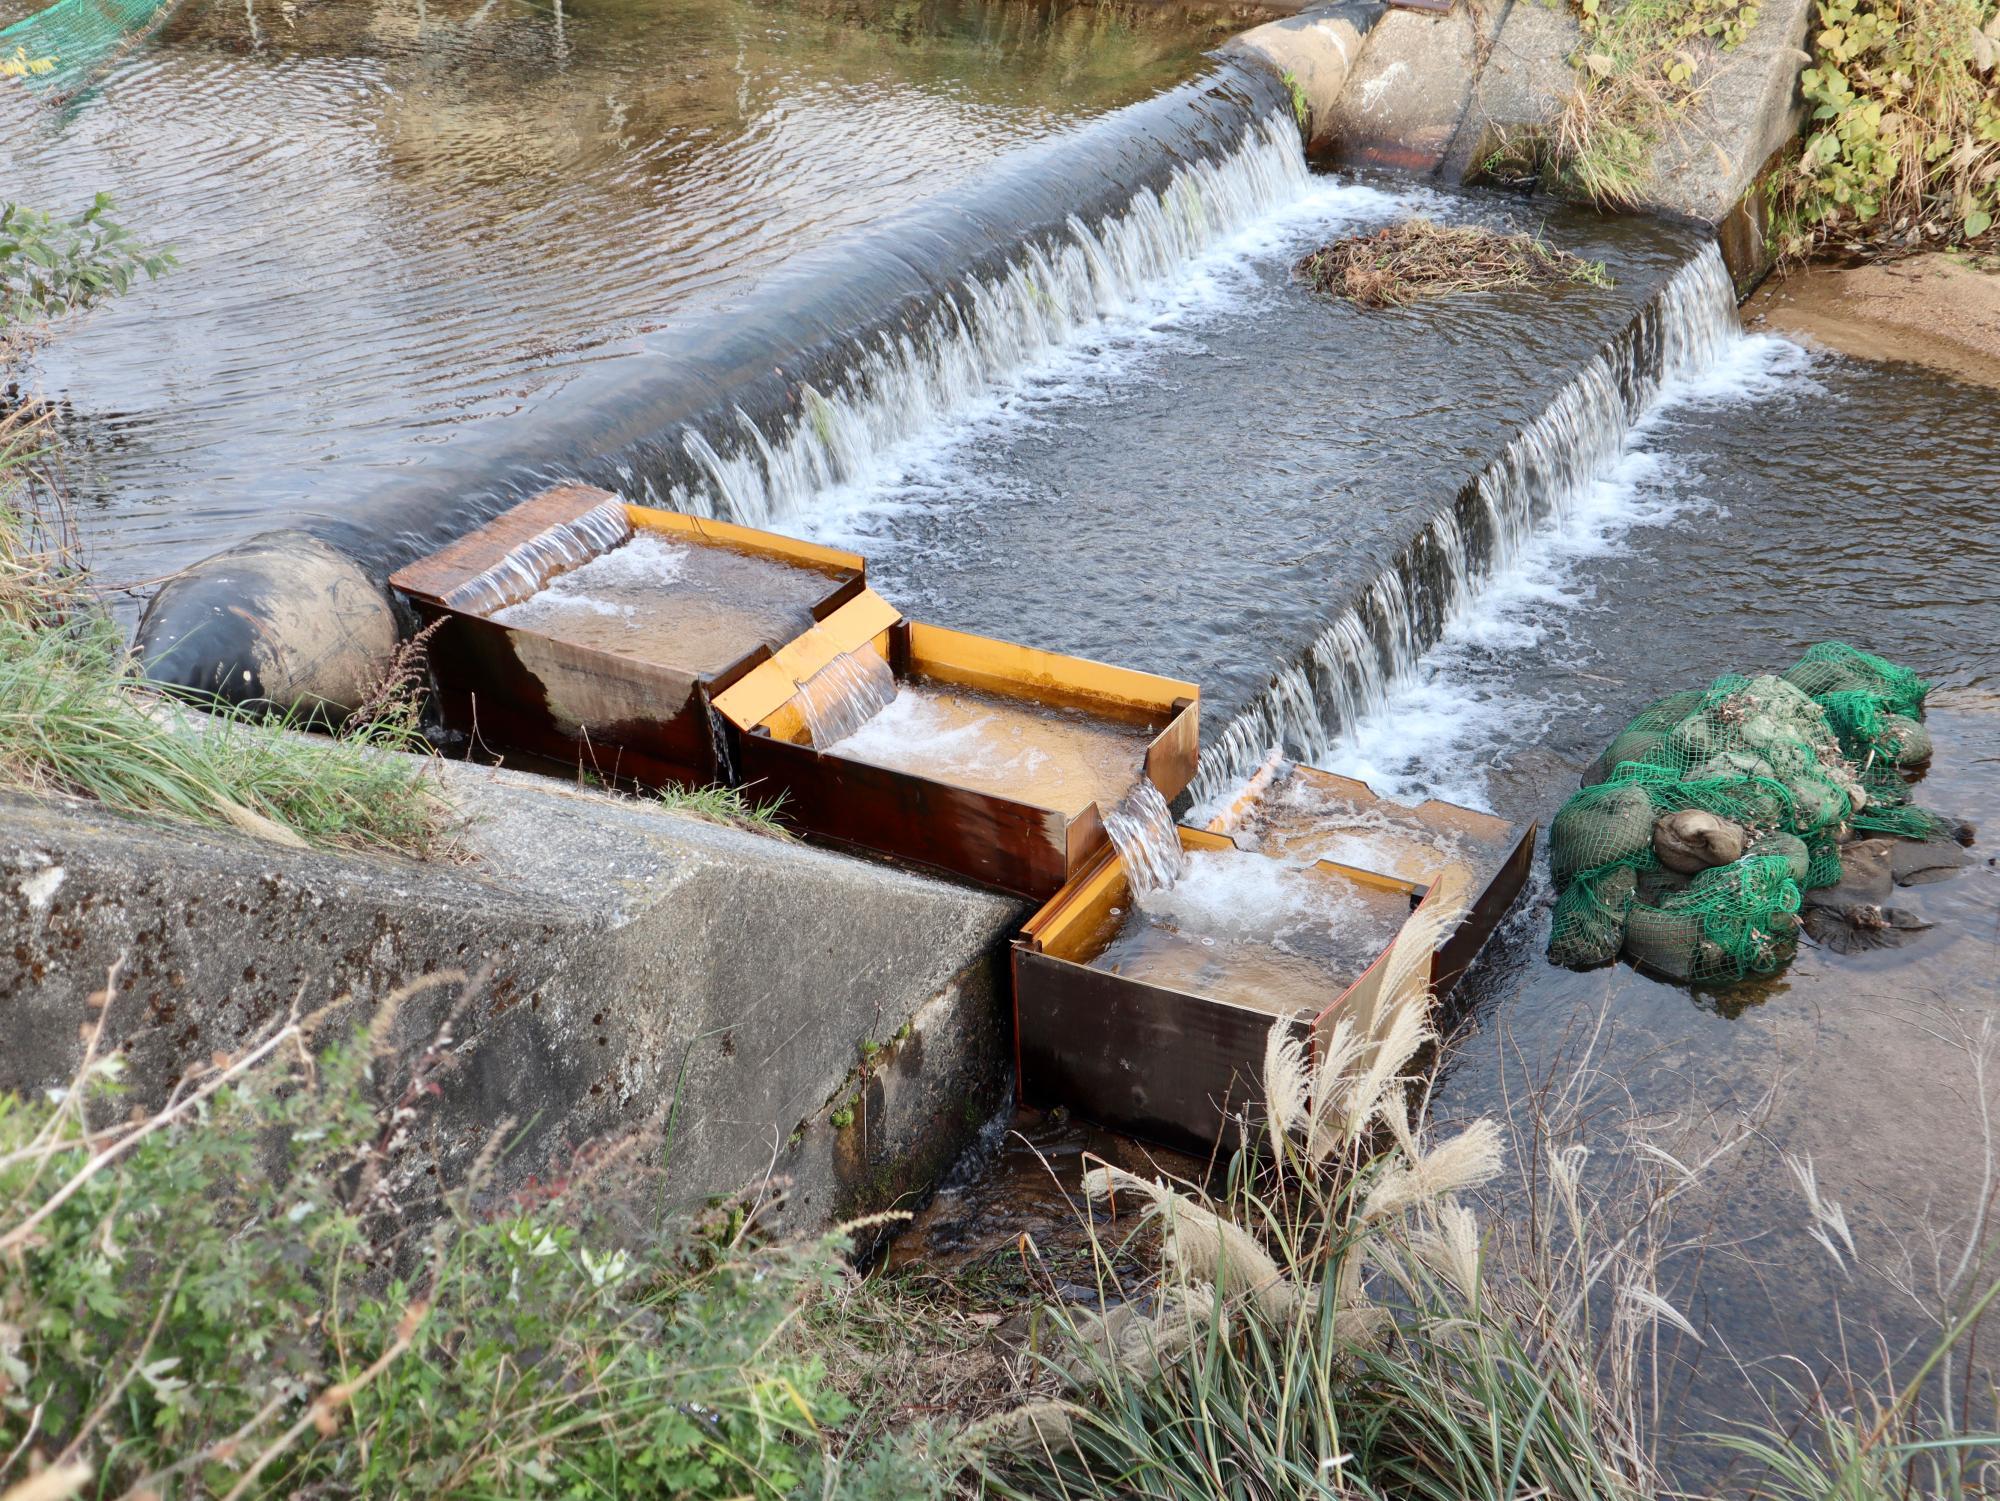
[1293, 218, 1612, 309]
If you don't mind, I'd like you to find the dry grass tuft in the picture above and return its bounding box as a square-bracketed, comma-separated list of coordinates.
[1295, 219, 1612, 309]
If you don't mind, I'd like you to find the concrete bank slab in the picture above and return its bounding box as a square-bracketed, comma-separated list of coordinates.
[2, 758, 1023, 1237]
[1228, 0, 1812, 232]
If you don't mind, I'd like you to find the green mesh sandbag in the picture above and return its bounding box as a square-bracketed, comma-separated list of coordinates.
[0, 0, 173, 97]
[1550, 645, 1945, 982]
[1549, 865, 1637, 968]
[1585, 688, 1706, 785]
[1784, 642, 1929, 720]
[1802, 659, 1948, 841]
[1747, 830, 1810, 884]
[1549, 779, 1657, 888]
[1623, 854, 1802, 984]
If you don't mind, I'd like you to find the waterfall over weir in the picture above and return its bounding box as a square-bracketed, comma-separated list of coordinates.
[311, 58, 1300, 579]
[1187, 244, 1741, 806]
[659, 115, 1311, 530]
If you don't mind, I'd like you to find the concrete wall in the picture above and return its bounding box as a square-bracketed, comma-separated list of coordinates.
[2, 757, 1023, 1239]
[1228, 0, 1813, 236]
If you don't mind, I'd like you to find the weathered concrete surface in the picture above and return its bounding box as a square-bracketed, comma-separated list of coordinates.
[1440, 2, 1583, 183]
[1646, 0, 1814, 223]
[1234, 0, 1812, 229]
[1, 757, 1022, 1238]
[1317, 6, 1491, 172]
[1222, 1, 1379, 155]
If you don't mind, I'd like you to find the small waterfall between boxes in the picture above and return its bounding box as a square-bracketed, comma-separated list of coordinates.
[1102, 779, 1187, 895]
[795, 650, 901, 748]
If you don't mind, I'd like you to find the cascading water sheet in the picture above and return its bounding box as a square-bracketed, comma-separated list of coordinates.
[1102, 779, 1188, 895]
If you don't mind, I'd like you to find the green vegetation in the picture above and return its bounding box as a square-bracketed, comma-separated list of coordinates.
[6, 904, 1997, 1497]
[1296, 219, 1611, 308]
[0, 409, 444, 857]
[1771, 0, 2000, 257]
[1484, 0, 1762, 206]
[1283, 68, 1310, 127]
[656, 780, 791, 837]
[0, 987, 949, 1500]
[0, 192, 173, 342]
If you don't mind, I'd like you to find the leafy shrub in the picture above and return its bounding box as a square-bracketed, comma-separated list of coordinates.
[1775, 0, 2000, 254]
[0, 986, 934, 1499]
[0, 192, 173, 333]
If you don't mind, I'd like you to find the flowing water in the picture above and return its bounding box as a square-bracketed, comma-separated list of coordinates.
[443, 495, 633, 615]
[14, 0, 1997, 1455]
[1100, 777, 1186, 894]
[792, 648, 899, 748]
[819, 677, 1156, 816]
[489, 530, 832, 672]
[1082, 848, 1409, 1016]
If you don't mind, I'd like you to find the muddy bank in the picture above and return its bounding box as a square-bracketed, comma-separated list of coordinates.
[1745, 254, 2000, 388]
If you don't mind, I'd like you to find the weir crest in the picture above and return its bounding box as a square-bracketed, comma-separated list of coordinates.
[1189, 242, 1741, 806]
[640, 111, 1312, 530]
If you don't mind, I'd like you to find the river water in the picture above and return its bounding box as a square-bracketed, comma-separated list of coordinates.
[1, 0, 1238, 583]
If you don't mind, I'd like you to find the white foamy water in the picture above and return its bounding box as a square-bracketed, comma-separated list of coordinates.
[1198, 318, 1819, 815]
[492, 531, 689, 627]
[620, 115, 1421, 549]
[1103, 778, 1188, 896]
[448, 496, 635, 615]
[1135, 848, 1380, 958]
[1190, 245, 1821, 812]
[793, 649, 900, 748]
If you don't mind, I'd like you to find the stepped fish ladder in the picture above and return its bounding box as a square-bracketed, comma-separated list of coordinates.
[1190, 243, 1741, 806]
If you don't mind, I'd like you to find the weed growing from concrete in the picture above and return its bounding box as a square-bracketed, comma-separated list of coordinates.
[1484, 0, 1760, 207]
[655, 780, 791, 837]
[1296, 219, 1612, 308]
[0, 406, 444, 857]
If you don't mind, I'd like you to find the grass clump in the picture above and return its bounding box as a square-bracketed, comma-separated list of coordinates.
[1480, 0, 1762, 207]
[1295, 219, 1612, 308]
[0, 408, 445, 857]
[946, 874, 2000, 1501]
[1771, 0, 2000, 258]
[656, 780, 791, 837]
[0, 975, 949, 1500]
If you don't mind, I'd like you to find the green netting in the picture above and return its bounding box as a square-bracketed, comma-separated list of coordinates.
[1548, 642, 1945, 985]
[1, 0, 171, 96]
[1784, 641, 1928, 720]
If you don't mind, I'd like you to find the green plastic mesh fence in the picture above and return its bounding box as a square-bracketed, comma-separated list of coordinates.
[1548, 642, 1941, 984]
[1, 0, 171, 97]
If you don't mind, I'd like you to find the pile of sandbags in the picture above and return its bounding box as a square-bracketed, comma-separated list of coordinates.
[1547, 643, 1942, 984]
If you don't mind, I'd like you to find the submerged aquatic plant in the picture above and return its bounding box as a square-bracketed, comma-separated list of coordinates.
[1295, 220, 1612, 309]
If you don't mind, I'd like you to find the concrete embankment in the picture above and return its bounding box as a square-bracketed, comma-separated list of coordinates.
[3, 757, 1021, 1237]
[1230, 0, 1815, 283]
